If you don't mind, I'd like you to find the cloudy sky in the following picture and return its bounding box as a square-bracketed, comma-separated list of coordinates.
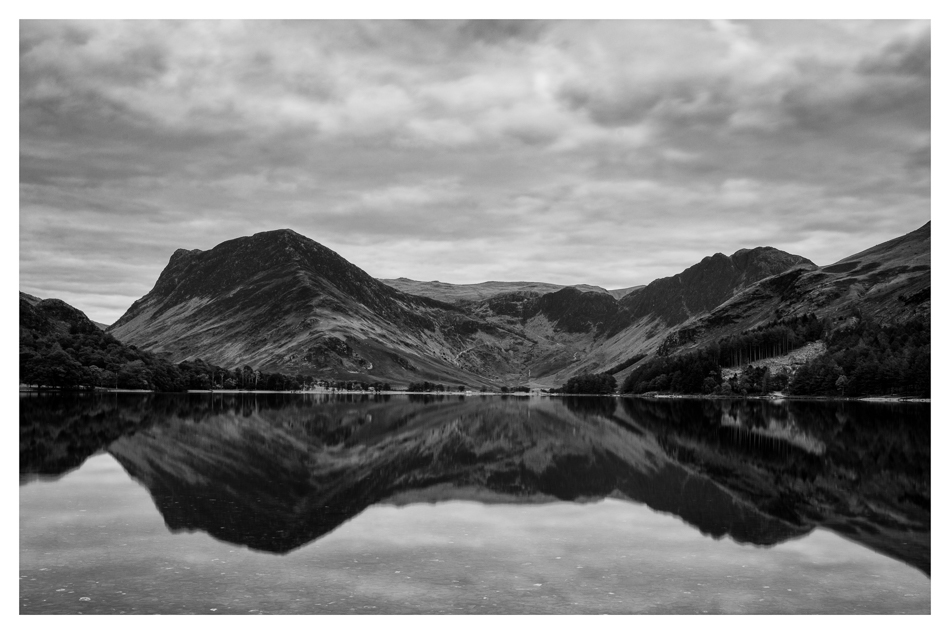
[19, 19, 930, 324]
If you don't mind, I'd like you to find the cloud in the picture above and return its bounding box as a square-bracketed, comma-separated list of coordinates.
[19, 20, 931, 324]
[907, 143, 930, 170]
[858, 28, 930, 78]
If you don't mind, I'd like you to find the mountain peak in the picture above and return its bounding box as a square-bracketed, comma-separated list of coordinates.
[251, 228, 305, 240]
[108, 228, 458, 376]
[20, 291, 43, 306]
[731, 246, 772, 257]
[619, 245, 815, 327]
[170, 247, 202, 264]
[115, 229, 388, 328]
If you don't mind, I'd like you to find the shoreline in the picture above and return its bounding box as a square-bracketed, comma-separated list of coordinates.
[629, 392, 930, 403]
[19, 386, 929, 402]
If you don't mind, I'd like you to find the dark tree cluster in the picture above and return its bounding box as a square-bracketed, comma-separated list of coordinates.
[406, 382, 466, 393]
[788, 316, 929, 398]
[720, 365, 791, 397]
[316, 380, 392, 392]
[622, 312, 929, 399]
[177, 361, 315, 392]
[655, 314, 822, 360]
[621, 346, 722, 395]
[19, 315, 189, 391]
[715, 313, 824, 367]
[553, 372, 617, 395]
[19, 314, 315, 392]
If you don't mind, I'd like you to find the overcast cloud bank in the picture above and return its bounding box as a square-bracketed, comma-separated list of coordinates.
[20, 20, 930, 323]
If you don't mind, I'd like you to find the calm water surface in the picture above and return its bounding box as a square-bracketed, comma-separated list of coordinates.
[19, 393, 930, 614]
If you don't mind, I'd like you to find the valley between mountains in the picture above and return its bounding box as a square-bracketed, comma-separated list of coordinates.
[21, 221, 929, 392]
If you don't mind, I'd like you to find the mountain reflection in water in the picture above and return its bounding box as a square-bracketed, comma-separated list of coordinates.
[19, 393, 930, 575]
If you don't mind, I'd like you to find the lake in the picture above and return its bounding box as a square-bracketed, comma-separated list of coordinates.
[19, 392, 930, 614]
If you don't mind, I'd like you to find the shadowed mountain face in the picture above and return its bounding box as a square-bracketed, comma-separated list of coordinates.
[19, 394, 929, 574]
[615, 247, 815, 329]
[107, 228, 822, 386]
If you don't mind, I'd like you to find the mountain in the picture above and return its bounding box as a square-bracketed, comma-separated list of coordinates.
[108, 229, 535, 387]
[20, 292, 42, 306]
[104, 223, 925, 388]
[451, 246, 815, 386]
[616, 247, 816, 327]
[379, 278, 611, 303]
[657, 222, 931, 357]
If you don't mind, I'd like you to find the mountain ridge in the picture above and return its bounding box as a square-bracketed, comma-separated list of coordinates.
[92, 221, 930, 387]
[379, 278, 642, 304]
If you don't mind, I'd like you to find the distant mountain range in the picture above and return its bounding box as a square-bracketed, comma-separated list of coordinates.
[22, 221, 930, 388]
[380, 278, 643, 302]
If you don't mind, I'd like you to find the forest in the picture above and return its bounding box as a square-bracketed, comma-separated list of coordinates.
[20, 314, 315, 392]
[552, 372, 618, 395]
[787, 316, 929, 397]
[621, 313, 929, 398]
[405, 382, 468, 393]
